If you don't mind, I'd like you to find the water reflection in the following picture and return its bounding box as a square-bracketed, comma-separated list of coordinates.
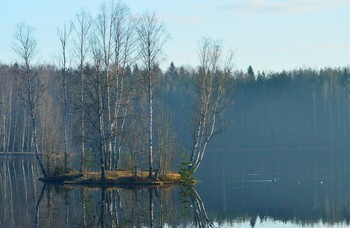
[33, 185, 195, 227]
[180, 186, 214, 227]
[0, 155, 42, 227]
[2, 154, 350, 227]
[196, 148, 350, 227]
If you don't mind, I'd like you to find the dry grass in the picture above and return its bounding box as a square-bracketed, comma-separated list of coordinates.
[82, 170, 181, 181]
[48, 170, 182, 187]
[159, 172, 181, 182]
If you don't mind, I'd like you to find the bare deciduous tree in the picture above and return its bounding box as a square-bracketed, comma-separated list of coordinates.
[156, 103, 176, 176]
[137, 11, 169, 178]
[188, 37, 233, 174]
[94, 2, 114, 170]
[57, 23, 72, 172]
[13, 23, 47, 177]
[83, 36, 107, 180]
[93, 1, 139, 171]
[110, 2, 138, 170]
[72, 10, 92, 173]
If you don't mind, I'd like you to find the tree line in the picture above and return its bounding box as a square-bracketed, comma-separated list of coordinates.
[162, 65, 350, 153]
[2, 58, 350, 177]
[230, 67, 350, 149]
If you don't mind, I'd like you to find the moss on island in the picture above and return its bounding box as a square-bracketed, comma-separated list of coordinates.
[39, 170, 194, 187]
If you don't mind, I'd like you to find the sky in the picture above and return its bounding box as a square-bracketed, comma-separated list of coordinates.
[1, 0, 350, 73]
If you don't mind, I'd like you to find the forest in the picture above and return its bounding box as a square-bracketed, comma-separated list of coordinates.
[1, 1, 350, 182]
[2, 59, 350, 174]
[0, 1, 232, 181]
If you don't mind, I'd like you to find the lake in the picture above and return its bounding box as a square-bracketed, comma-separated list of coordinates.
[1, 148, 350, 227]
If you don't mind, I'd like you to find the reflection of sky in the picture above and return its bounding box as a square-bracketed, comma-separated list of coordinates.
[196, 148, 350, 228]
[216, 217, 349, 228]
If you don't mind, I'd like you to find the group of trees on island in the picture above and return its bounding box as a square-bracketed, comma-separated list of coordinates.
[0, 0, 231, 180]
[0, 155, 216, 227]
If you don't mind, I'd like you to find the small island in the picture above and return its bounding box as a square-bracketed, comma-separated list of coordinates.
[39, 170, 188, 187]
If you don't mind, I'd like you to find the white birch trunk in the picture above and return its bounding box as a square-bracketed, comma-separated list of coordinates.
[148, 69, 154, 177]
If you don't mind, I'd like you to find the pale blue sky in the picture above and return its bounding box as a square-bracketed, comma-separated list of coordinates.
[1, 0, 350, 72]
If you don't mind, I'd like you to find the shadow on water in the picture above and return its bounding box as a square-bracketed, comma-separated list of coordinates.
[2, 153, 350, 227]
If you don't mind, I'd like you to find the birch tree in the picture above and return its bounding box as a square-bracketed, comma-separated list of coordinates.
[94, 1, 138, 170]
[72, 10, 92, 173]
[110, 2, 138, 170]
[57, 23, 72, 172]
[84, 36, 107, 180]
[156, 103, 176, 175]
[13, 23, 47, 177]
[187, 38, 233, 174]
[94, 2, 114, 170]
[137, 12, 168, 178]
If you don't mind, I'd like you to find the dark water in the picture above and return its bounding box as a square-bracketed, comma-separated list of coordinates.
[1, 150, 350, 228]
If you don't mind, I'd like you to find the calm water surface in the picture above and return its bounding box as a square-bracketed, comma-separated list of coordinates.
[1, 149, 350, 227]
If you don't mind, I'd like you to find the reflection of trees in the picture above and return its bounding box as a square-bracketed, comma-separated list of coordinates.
[92, 187, 127, 227]
[91, 187, 178, 227]
[2, 157, 200, 227]
[149, 188, 154, 227]
[4, 154, 350, 227]
[32, 176, 350, 228]
[30, 186, 181, 227]
[99, 187, 105, 228]
[180, 186, 215, 228]
[0, 156, 42, 227]
[35, 184, 46, 228]
[203, 164, 350, 227]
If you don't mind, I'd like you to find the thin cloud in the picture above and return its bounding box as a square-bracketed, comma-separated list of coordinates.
[160, 15, 204, 24]
[322, 42, 350, 51]
[218, 0, 349, 14]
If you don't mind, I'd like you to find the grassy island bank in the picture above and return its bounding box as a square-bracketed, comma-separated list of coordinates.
[38, 171, 193, 187]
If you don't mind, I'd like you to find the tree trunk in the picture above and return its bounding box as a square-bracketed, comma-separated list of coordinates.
[148, 70, 154, 178]
[149, 188, 154, 228]
[80, 64, 85, 173]
[31, 107, 47, 177]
